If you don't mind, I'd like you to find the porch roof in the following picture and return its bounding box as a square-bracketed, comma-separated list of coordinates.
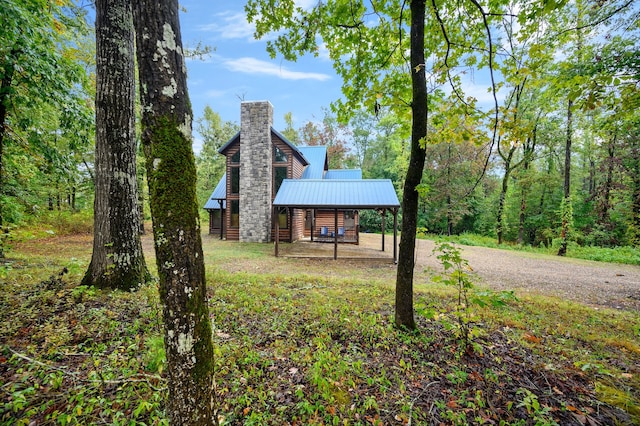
[273, 179, 400, 209]
[204, 173, 226, 210]
[325, 169, 362, 179]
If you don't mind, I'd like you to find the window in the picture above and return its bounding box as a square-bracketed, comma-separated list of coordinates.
[211, 210, 221, 228]
[231, 150, 240, 163]
[278, 207, 288, 229]
[230, 200, 239, 228]
[274, 166, 287, 193]
[344, 210, 356, 229]
[230, 167, 240, 194]
[274, 145, 287, 162]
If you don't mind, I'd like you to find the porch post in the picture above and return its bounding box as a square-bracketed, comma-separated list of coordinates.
[218, 200, 224, 240]
[274, 206, 279, 257]
[334, 208, 338, 260]
[310, 209, 314, 242]
[381, 208, 386, 252]
[393, 208, 398, 264]
[288, 207, 292, 243]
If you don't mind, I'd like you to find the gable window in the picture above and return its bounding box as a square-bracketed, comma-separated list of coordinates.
[230, 167, 240, 194]
[274, 166, 287, 194]
[274, 145, 287, 163]
[230, 200, 239, 228]
[231, 150, 240, 163]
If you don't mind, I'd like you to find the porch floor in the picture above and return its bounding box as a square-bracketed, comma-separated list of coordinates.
[277, 235, 395, 261]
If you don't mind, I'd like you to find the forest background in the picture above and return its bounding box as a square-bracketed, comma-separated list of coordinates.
[1, 0, 639, 257]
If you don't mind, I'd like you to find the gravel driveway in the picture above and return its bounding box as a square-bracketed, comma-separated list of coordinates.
[410, 238, 640, 312]
[278, 234, 640, 311]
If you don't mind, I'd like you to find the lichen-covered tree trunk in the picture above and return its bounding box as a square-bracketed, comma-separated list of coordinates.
[132, 1, 215, 424]
[395, 0, 427, 331]
[82, 0, 149, 290]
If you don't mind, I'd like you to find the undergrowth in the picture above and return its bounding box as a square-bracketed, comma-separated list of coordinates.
[426, 232, 640, 265]
[1, 232, 639, 425]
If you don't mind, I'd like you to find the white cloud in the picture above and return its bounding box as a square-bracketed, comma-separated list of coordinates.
[223, 57, 331, 81]
[316, 42, 331, 62]
[198, 11, 255, 40]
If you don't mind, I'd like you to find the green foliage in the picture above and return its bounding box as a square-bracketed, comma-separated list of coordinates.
[0, 0, 94, 249]
[432, 241, 477, 351]
[516, 388, 558, 426]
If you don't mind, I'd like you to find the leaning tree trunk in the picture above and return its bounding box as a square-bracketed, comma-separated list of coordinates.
[82, 0, 149, 290]
[395, 0, 427, 331]
[133, 1, 215, 424]
[558, 99, 573, 256]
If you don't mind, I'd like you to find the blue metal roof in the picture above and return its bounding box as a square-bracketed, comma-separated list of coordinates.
[273, 179, 400, 208]
[204, 173, 226, 210]
[298, 146, 327, 179]
[325, 169, 362, 179]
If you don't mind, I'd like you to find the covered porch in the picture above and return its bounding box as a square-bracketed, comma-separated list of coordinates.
[273, 179, 400, 262]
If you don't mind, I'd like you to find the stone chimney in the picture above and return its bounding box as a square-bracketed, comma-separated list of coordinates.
[239, 101, 273, 242]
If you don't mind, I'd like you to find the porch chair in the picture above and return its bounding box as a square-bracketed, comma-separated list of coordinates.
[319, 226, 329, 239]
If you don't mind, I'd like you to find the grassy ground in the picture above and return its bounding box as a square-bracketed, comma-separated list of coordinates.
[1, 219, 639, 425]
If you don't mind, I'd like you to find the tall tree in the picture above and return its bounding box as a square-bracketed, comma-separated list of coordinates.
[281, 111, 300, 143]
[132, 1, 215, 424]
[83, 0, 149, 290]
[394, 0, 427, 330]
[557, 98, 573, 256]
[300, 111, 353, 169]
[0, 0, 90, 257]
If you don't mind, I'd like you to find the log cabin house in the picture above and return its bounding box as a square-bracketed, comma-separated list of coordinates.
[204, 101, 400, 248]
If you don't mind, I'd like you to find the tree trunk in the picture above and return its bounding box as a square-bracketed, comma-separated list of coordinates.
[395, 0, 427, 331]
[598, 134, 615, 225]
[83, 0, 149, 290]
[133, 1, 215, 424]
[0, 49, 17, 259]
[496, 150, 513, 245]
[558, 99, 573, 256]
[625, 131, 640, 246]
[518, 148, 530, 245]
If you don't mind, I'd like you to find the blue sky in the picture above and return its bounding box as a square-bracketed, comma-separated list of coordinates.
[179, 1, 342, 151]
